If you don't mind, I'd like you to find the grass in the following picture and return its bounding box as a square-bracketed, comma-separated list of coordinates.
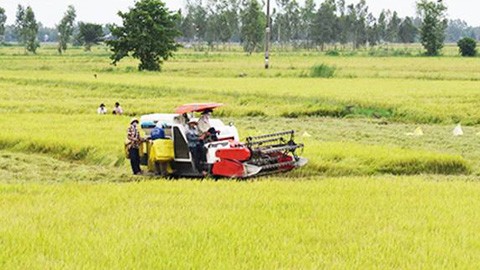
[2, 177, 480, 269]
[310, 63, 336, 78]
[2, 44, 480, 268]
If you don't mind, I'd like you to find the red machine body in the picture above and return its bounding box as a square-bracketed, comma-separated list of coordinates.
[212, 160, 245, 177]
[215, 147, 251, 161]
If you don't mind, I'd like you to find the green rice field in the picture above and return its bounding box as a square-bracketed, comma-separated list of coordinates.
[2, 44, 480, 268]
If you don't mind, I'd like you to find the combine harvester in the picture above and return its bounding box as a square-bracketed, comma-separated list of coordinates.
[138, 103, 307, 178]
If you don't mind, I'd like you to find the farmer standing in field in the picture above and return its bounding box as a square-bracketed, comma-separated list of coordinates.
[126, 118, 144, 175]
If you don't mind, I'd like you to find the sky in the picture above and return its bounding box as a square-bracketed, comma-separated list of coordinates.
[1, 0, 479, 28]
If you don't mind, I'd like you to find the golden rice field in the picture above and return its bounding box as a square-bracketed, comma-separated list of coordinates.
[1, 44, 480, 268]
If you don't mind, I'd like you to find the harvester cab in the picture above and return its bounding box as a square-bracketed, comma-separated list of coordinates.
[137, 103, 307, 178]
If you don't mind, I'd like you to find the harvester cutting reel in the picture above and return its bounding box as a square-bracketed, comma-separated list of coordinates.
[243, 130, 307, 177]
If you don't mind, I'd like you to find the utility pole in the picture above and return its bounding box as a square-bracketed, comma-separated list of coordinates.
[264, 0, 270, 69]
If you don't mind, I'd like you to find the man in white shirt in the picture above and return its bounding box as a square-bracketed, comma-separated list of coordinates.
[97, 103, 107, 114]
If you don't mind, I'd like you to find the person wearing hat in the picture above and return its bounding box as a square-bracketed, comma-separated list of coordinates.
[186, 119, 207, 175]
[198, 109, 218, 142]
[97, 103, 107, 114]
[126, 118, 144, 175]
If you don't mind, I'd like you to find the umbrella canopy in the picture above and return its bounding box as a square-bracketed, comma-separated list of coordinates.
[175, 103, 223, 114]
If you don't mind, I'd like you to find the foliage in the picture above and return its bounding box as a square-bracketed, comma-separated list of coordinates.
[57, 5, 76, 54]
[273, 0, 301, 45]
[107, 0, 181, 71]
[398, 17, 418, 43]
[416, 0, 448, 56]
[0, 7, 6, 43]
[310, 63, 336, 78]
[240, 0, 264, 54]
[311, 0, 337, 50]
[15, 5, 39, 53]
[457, 37, 477, 57]
[446, 19, 476, 43]
[77, 22, 103, 51]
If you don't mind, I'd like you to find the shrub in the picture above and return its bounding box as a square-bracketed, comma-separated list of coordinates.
[457, 37, 477, 57]
[325, 49, 340, 56]
[310, 64, 336, 78]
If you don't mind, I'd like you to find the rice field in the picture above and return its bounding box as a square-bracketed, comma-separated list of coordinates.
[1, 45, 480, 268]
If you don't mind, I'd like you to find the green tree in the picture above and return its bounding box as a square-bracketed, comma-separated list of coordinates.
[416, 0, 447, 56]
[57, 5, 76, 54]
[377, 10, 388, 42]
[457, 37, 477, 57]
[0, 7, 6, 43]
[179, 10, 195, 41]
[311, 0, 337, 50]
[275, 0, 301, 44]
[366, 13, 379, 46]
[386, 11, 400, 43]
[77, 22, 103, 51]
[240, 0, 264, 54]
[336, 0, 349, 46]
[398, 17, 418, 43]
[107, 0, 181, 71]
[301, 0, 316, 48]
[15, 5, 39, 53]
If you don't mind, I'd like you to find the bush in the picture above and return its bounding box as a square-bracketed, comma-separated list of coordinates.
[310, 64, 336, 78]
[325, 49, 340, 56]
[457, 37, 477, 57]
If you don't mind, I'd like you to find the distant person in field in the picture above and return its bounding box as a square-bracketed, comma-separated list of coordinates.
[112, 102, 124, 115]
[198, 109, 218, 142]
[97, 103, 107, 114]
[126, 118, 144, 175]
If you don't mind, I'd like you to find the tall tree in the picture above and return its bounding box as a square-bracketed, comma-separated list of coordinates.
[185, 0, 208, 41]
[0, 7, 6, 43]
[240, 0, 264, 54]
[179, 10, 196, 41]
[416, 0, 448, 56]
[336, 0, 349, 46]
[386, 11, 400, 43]
[15, 5, 39, 53]
[446, 19, 474, 42]
[77, 22, 103, 51]
[366, 13, 379, 46]
[311, 0, 337, 50]
[398, 17, 418, 43]
[107, 0, 181, 71]
[275, 0, 301, 44]
[301, 0, 316, 48]
[57, 5, 76, 54]
[377, 10, 389, 42]
[346, 0, 368, 49]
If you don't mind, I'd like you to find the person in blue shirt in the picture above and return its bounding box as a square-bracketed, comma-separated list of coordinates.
[186, 120, 207, 175]
[150, 122, 166, 140]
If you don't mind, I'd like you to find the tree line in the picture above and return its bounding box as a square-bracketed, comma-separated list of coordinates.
[0, 0, 477, 71]
[1, 1, 479, 52]
[179, 0, 479, 51]
[0, 5, 105, 53]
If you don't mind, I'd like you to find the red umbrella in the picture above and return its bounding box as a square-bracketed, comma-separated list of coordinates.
[175, 103, 223, 114]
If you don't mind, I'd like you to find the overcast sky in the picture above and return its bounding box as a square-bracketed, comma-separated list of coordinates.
[1, 0, 479, 28]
